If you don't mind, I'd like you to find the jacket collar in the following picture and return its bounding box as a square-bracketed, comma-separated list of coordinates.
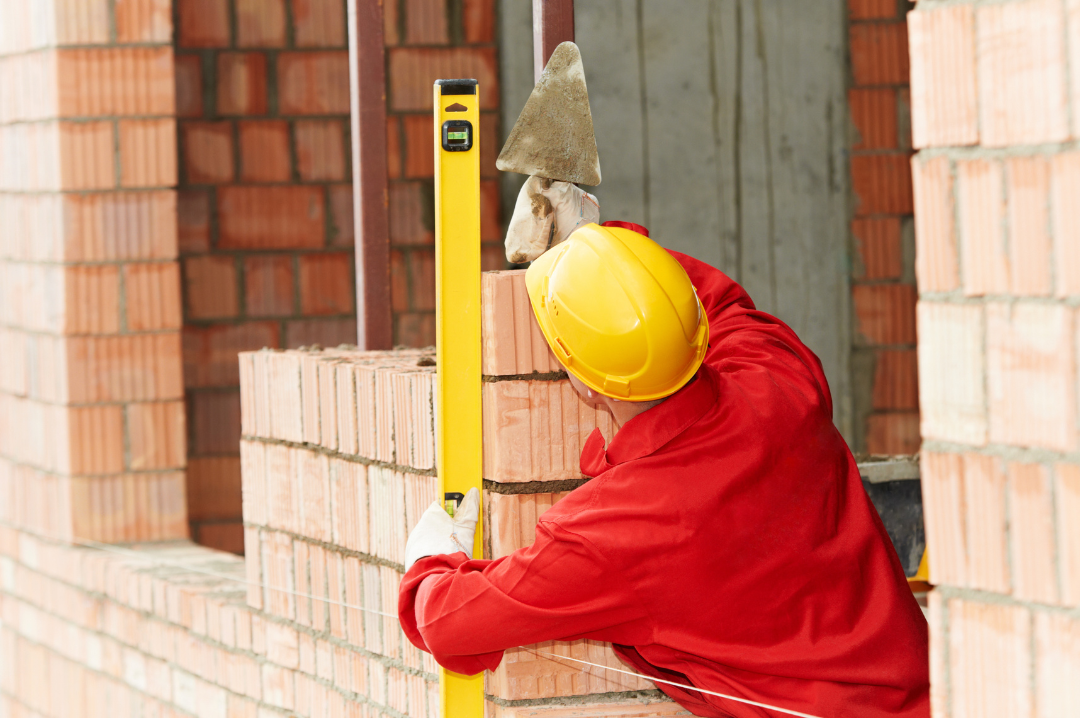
[580, 367, 717, 477]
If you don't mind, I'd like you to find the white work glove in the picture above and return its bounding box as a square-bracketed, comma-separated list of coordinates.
[404, 487, 480, 572]
[504, 175, 600, 264]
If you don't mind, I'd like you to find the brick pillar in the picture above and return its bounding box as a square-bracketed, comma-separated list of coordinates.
[909, 0, 1080, 715]
[0, 0, 188, 543]
[848, 0, 919, 455]
[385, 0, 505, 347]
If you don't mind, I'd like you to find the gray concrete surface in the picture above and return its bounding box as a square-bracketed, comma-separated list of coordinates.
[499, 0, 854, 440]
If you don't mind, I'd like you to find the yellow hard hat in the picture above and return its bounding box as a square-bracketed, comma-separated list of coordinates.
[525, 222, 709, 401]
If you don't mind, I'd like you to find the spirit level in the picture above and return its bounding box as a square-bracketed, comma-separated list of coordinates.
[433, 78, 485, 718]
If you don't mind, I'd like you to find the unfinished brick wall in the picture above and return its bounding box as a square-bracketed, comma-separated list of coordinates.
[0, 0, 189, 544]
[174, 0, 359, 554]
[908, 0, 1080, 715]
[384, 0, 505, 347]
[848, 0, 920, 455]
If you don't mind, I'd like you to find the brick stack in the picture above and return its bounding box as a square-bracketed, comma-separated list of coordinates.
[384, 0, 505, 347]
[0, 0, 188, 543]
[848, 0, 919, 455]
[908, 0, 1080, 715]
[175, 0, 361, 554]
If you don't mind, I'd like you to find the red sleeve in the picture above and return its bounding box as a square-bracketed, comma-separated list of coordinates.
[668, 249, 834, 418]
[398, 519, 650, 676]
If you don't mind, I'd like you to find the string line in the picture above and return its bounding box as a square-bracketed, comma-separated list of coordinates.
[66, 539, 816, 718]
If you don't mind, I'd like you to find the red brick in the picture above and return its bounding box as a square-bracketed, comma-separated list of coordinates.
[299, 253, 354, 315]
[977, 0, 1069, 147]
[278, 52, 350, 115]
[238, 120, 291, 183]
[182, 121, 234, 184]
[987, 302, 1076, 452]
[115, 0, 172, 42]
[236, 0, 286, 47]
[218, 186, 325, 249]
[481, 243, 505, 271]
[1008, 462, 1059, 603]
[388, 47, 499, 111]
[872, 349, 918, 410]
[292, 0, 346, 47]
[911, 156, 959, 292]
[849, 0, 896, 20]
[462, 0, 496, 43]
[244, 255, 296, 317]
[285, 318, 356, 348]
[405, 0, 449, 44]
[328, 184, 354, 247]
[184, 256, 239, 319]
[407, 249, 435, 311]
[174, 54, 204, 118]
[125, 262, 183, 331]
[64, 265, 121, 334]
[917, 302, 987, 445]
[119, 119, 178, 188]
[178, 190, 211, 253]
[481, 180, 502, 242]
[389, 182, 434, 245]
[68, 406, 126, 475]
[189, 390, 241, 455]
[391, 250, 408, 312]
[53, 47, 177, 117]
[387, 117, 403, 178]
[295, 120, 347, 181]
[852, 217, 901, 280]
[1005, 156, 1052, 296]
[908, 5, 979, 148]
[395, 313, 434, 348]
[851, 154, 913, 216]
[1071, 0, 1080, 139]
[952, 453, 1011, 594]
[852, 283, 915, 345]
[59, 121, 115, 190]
[66, 334, 184, 402]
[957, 159, 1009, 296]
[186, 457, 242, 521]
[849, 89, 898, 150]
[479, 113, 500, 179]
[183, 322, 280, 388]
[127, 401, 186, 470]
[1052, 152, 1080, 296]
[865, 413, 920, 455]
[197, 522, 244, 554]
[850, 22, 909, 87]
[1056, 462, 1080, 606]
[178, 0, 230, 47]
[216, 53, 268, 116]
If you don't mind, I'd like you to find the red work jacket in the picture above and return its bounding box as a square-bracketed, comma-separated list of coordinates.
[399, 251, 930, 717]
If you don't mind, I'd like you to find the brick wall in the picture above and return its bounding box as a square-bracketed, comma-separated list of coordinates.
[174, 0, 359, 555]
[384, 0, 505, 348]
[177, 0, 506, 554]
[849, 0, 920, 455]
[0, 0, 189, 544]
[908, 0, 1080, 715]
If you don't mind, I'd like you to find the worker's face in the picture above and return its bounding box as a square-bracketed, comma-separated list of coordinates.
[558, 359, 606, 408]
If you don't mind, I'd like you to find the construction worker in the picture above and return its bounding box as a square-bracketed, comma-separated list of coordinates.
[399, 181, 930, 717]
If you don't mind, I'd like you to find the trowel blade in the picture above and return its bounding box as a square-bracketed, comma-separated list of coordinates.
[496, 41, 601, 186]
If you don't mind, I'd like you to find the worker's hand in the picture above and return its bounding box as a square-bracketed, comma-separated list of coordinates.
[504, 175, 599, 264]
[404, 487, 480, 572]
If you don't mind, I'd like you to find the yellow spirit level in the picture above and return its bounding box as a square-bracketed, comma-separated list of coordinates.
[433, 78, 485, 718]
